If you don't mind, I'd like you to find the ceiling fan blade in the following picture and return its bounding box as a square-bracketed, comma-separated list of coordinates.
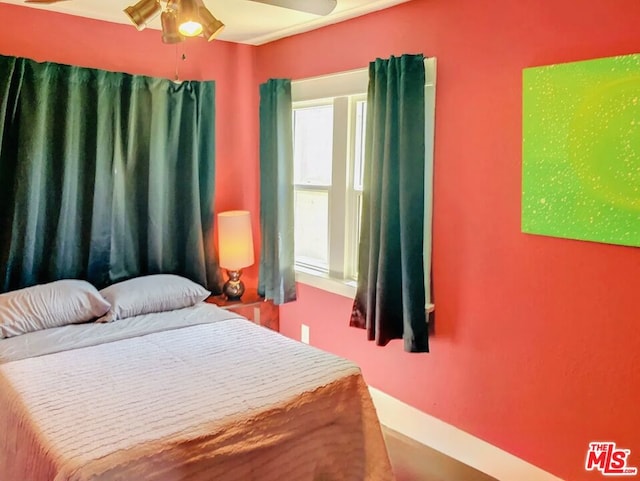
[249, 0, 337, 16]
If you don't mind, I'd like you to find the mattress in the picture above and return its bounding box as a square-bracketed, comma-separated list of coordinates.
[0, 303, 394, 481]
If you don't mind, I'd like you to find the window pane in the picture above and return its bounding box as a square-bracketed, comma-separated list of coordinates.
[353, 100, 367, 191]
[294, 189, 329, 270]
[293, 106, 333, 186]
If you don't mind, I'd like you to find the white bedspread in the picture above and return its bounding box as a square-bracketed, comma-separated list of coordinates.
[0, 304, 394, 481]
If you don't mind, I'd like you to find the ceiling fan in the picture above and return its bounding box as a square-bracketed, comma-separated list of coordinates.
[23, 0, 338, 42]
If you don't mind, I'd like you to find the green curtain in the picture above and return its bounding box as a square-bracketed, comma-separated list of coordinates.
[258, 79, 296, 305]
[0, 55, 221, 292]
[350, 54, 428, 353]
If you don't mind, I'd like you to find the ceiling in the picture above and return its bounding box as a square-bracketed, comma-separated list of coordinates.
[1, 0, 411, 45]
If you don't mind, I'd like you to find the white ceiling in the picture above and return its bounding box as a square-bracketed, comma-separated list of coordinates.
[1, 0, 411, 45]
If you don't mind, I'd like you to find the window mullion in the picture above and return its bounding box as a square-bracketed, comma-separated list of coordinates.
[328, 97, 349, 279]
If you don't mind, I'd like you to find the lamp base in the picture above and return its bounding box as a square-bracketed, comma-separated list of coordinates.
[223, 269, 245, 300]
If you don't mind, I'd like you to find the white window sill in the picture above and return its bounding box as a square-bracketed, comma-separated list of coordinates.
[295, 268, 357, 299]
[295, 268, 436, 316]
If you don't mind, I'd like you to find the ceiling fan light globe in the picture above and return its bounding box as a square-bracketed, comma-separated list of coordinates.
[178, 20, 203, 37]
[123, 0, 161, 30]
[199, 7, 225, 41]
[202, 20, 224, 42]
[162, 33, 183, 44]
[177, 0, 203, 37]
[165, 0, 180, 12]
[161, 10, 184, 44]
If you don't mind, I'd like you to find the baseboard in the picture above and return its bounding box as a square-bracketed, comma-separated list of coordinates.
[369, 387, 564, 481]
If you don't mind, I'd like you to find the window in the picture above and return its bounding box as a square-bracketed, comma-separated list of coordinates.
[291, 59, 436, 299]
[292, 90, 367, 288]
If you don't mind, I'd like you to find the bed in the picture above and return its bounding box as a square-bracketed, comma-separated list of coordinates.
[0, 277, 394, 481]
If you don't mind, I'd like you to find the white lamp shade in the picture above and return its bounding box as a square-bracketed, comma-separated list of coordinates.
[217, 210, 254, 270]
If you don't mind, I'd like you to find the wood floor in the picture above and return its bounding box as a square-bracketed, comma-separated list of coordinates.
[382, 427, 499, 481]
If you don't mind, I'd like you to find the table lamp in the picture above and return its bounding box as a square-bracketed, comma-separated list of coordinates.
[217, 210, 254, 300]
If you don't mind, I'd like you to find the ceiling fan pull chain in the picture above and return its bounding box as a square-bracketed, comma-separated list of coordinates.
[173, 44, 186, 84]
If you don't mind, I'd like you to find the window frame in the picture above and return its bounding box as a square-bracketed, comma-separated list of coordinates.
[290, 59, 437, 302]
[292, 94, 366, 296]
[291, 67, 370, 299]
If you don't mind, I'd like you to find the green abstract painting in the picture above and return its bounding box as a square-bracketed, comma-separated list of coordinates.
[522, 54, 640, 247]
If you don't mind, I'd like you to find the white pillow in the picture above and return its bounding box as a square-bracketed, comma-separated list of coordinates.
[97, 274, 210, 322]
[0, 280, 111, 339]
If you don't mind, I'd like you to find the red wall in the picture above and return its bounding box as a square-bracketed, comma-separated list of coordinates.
[2, 2, 640, 480]
[257, 1, 640, 480]
[0, 4, 262, 284]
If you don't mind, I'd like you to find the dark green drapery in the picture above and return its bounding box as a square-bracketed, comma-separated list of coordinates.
[0, 55, 221, 292]
[258, 79, 296, 305]
[350, 54, 428, 352]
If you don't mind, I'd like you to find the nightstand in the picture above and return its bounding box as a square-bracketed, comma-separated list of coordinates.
[205, 288, 279, 332]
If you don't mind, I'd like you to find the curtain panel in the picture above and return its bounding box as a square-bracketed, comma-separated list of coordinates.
[257, 78, 297, 305]
[350, 54, 428, 353]
[0, 55, 221, 292]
